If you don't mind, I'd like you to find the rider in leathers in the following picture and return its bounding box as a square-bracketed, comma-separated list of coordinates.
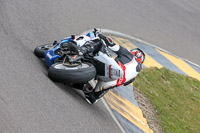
[78, 34, 145, 104]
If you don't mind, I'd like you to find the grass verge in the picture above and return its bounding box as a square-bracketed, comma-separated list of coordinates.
[134, 67, 200, 133]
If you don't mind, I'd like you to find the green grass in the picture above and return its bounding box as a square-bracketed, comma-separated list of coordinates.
[134, 67, 200, 133]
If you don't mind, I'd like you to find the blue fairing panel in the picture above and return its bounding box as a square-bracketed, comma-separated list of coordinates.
[44, 44, 61, 67]
[44, 32, 94, 67]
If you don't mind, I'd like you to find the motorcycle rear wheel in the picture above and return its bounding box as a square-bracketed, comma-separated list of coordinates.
[48, 62, 96, 83]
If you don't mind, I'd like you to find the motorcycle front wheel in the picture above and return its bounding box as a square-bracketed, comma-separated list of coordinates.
[48, 62, 96, 83]
[34, 44, 52, 58]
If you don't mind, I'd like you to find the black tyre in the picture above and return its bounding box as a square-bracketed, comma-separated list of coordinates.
[48, 62, 96, 83]
[34, 44, 52, 58]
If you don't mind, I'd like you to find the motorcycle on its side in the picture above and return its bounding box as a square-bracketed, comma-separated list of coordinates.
[34, 29, 121, 96]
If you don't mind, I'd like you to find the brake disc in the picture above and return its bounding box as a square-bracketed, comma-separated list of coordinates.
[63, 62, 81, 67]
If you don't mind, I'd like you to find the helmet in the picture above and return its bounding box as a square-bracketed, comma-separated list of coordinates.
[130, 48, 145, 64]
[74, 35, 91, 47]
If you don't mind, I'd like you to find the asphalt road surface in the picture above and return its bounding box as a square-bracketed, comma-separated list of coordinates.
[1, 0, 200, 133]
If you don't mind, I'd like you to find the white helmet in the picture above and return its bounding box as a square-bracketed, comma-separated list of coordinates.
[74, 35, 91, 47]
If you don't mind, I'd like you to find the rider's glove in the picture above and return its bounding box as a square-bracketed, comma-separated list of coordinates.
[98, 34, 115, 47]
[78, 47, 88, 56]
[93, 28, 101, 37]
[78, 38, 103, 56]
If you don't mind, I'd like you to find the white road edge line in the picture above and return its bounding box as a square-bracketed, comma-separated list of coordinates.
[82, 29, 200, 68]
[101, 98, 126, 133]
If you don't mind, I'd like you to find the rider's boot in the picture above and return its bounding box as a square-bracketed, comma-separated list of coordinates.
[83, 84, 98, 104]
[83, 81, 112, 104]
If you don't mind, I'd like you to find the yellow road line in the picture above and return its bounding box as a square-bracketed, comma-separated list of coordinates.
[110, 36, 163, 69]
[104, 90, 153, 133]
[115, 37, 137, 50]
[156, 49, 200, 80]
[109, 36, 135, 50]
[104, 36, 155, 132]
[109, 36, 132, 50]
[143, 55, 163, 69]
[108, 90, 147, 123]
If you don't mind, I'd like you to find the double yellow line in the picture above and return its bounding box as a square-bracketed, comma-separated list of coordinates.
[104, 90, 153, 133]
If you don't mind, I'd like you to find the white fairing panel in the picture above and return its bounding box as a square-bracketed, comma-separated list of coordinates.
[124, 57, 139, 81]
[94, 80, 117, 92]
[94, 53, 123, 82]
[94, 57, 139, 91]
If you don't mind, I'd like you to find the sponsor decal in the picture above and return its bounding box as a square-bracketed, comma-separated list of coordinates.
[47, 52, 52, 59]
[109, 65, 121, 79]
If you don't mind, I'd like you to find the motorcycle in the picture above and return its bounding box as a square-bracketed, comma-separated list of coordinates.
[34, 29, 123, 98]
